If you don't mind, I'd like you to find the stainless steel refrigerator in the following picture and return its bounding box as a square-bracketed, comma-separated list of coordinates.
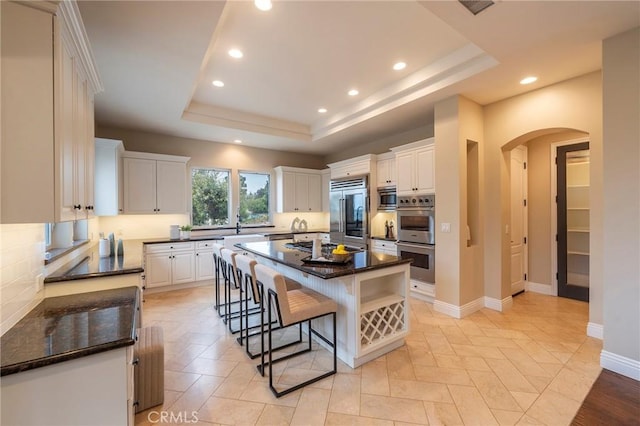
[329, 176, 369, 249]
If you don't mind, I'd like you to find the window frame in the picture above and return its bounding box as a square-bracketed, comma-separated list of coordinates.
[189, 166, 232, 228]
[238, 169, 273, 226]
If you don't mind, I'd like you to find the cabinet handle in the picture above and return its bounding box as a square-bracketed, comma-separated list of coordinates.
[74, 204, 82, 210]
[132, 357, 139, 365]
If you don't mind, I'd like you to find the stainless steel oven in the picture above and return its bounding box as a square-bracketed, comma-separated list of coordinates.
[396, 194, 435, 245]
[397, 194, 435, 283]
[396, 241, 435, 283]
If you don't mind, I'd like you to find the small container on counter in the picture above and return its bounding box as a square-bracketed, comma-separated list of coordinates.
[99, 238, 110, 258]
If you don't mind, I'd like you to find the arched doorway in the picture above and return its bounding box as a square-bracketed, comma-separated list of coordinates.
[502, 128, 590, 301]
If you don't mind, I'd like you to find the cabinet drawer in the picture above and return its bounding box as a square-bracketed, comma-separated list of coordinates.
[196, 240, 220, 250]
[145, 242, 194, 253]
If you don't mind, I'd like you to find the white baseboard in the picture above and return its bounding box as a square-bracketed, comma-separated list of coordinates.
[525, 281, 555, 295]
[587, 322, 603, 340]
[484, 296, 513, 312]
[434, 297, 484, 319]
[600, 350, 640, 381]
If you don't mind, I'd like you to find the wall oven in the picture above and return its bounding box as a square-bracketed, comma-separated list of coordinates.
[396, 194, 435, 283]
[396, 241, 435, 283]
[396, 195, 435, 245]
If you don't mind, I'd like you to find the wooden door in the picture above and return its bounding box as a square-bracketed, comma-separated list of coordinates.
[557, 142, 590, 301]
[510, 146, 527, 295]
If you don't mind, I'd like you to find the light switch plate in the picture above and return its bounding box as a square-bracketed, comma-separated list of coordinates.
[34, 273, 44, 293]
[441, 223, 451, 233]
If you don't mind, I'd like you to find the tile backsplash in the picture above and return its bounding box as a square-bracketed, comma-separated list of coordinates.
[0, 224, 46, 335]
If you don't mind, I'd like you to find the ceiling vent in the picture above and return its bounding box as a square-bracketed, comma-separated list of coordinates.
[459, 0, 495, 15]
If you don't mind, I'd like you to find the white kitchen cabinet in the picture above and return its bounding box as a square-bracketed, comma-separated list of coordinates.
[123, 151, 190, 214]
[371, 239, 398, 256]
[376, 153, 396, 187]
[1, 1, 101, 224]
[327, 154, 375, 180]
[1, 347, 134, 426]
[144, 242, 195, 288]
[95, 138, 125, 216]
[195, 241, 216, 281]
[322, 169, 330, 212]
[392, 139, 435, 196]
[274, 166, 323, 213]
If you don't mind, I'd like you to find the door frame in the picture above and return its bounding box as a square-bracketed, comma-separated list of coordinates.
[550, 137, 590, 297]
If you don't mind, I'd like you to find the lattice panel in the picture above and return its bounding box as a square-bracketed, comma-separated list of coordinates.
[360, 300, 405, 346]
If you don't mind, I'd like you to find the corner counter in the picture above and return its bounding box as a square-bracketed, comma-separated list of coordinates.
[1, 287, 140, 425]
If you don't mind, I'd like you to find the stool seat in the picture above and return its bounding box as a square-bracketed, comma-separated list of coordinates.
[283, 287, 336, 326]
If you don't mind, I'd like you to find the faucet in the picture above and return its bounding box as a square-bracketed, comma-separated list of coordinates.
[236, 207, 241, 234]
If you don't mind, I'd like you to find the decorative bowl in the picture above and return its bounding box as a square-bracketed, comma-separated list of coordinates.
[331, 253, 351, 263]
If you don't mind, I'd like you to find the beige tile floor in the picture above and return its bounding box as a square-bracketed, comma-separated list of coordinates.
[135, 286, 602, 426]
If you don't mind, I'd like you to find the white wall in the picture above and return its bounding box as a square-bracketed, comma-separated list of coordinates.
[602, 27, 640, 376]
[0, 224, 45, 335]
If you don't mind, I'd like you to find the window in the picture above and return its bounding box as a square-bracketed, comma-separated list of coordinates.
[239, 171, 270, 225]
[191, 168, 230, 226]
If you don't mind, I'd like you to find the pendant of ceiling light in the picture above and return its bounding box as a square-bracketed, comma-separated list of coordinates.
[255, 0, 272, 11]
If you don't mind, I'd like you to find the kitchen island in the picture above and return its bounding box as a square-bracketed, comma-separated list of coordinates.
[236, 240, 412, 368]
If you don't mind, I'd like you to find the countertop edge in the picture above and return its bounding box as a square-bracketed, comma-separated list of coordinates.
[44, 267, 144, 284]
[0, 338, 135, 377]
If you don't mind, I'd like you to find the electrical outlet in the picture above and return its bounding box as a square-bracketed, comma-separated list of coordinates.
[34, 274, 44, 293]
[117, 229, 123, 236]
[441, 223, 451, 233]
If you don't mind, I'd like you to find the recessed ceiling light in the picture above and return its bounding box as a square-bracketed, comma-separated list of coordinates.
[348, 89, 359, 96]
[520, 76, 538, 85]
[254, 0, 272, 11]
[228, 49, 243, 59]
[212, 80, 224, 87]
[318, 108, 327, 113]
[233, 139, 242, 144]
[393, 62, 406, 71]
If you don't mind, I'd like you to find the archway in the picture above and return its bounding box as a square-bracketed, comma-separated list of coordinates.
[501, 128, 590, 300]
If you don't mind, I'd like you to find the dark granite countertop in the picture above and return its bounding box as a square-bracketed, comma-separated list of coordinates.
[236, 240, 411, 279]
[1, 287, 139, 376]
[44, 240, 144, 284]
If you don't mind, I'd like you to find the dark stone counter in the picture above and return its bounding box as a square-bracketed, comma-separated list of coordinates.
[0, 287, 139, 376]
[44, 240, 144, 284]
[236, 240, 411, 279]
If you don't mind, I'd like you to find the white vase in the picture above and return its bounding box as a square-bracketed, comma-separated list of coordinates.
[181, 230, 191, 240]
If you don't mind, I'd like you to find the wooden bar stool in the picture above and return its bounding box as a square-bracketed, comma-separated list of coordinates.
[234, 254, 301, 359]
[254, 263, 337, 398]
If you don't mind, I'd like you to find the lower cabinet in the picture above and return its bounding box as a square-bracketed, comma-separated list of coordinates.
[195, 241, 215, 281]
[1, 347, 134, 425]
[371, 239, 397, 256]
[144, 240, 221, 289]
[144, 242, 195, 288]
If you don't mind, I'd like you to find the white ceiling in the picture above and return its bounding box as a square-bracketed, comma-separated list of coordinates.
[78, 1, 639, 156]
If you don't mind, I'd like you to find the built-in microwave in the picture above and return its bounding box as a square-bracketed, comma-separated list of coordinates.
[377, 187, 397, 210]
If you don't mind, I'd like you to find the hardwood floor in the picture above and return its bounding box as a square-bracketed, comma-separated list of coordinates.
[572, 369, 640, 425]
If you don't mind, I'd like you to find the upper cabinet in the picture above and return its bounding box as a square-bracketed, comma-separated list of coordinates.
[392, 138, 435, 196]
[1, 0, 103, 223]
[122, 151, 190, 214]
[327, 154, 375, 180]
[274, 166, 323, 213]
[376, 152, 396, 187]
[94, 138, 124, 216]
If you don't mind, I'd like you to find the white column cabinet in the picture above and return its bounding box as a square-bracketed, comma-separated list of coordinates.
[195, 241, 216, 281]
[1, 1, 102, 224]
[123, 152, 190, 214]
[274, 166, 323, 213]
[392, 139, 435, 195]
